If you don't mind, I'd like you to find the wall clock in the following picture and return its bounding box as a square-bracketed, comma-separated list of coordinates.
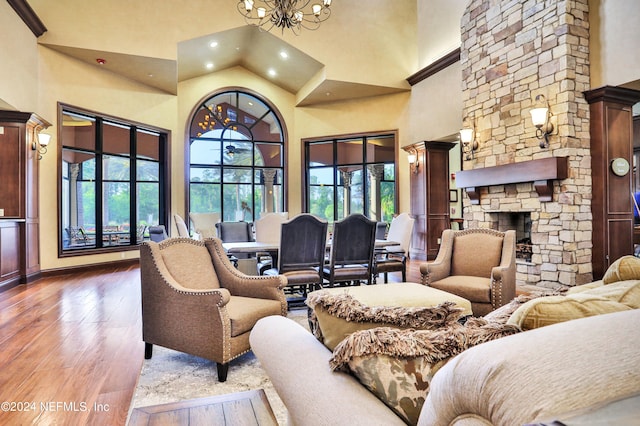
[610, 157, 630, 177]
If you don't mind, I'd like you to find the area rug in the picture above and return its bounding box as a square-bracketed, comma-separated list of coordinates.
[129, 308, 309, 425]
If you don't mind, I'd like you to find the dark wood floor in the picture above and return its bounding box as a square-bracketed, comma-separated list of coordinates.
[0, 260, 422, 426]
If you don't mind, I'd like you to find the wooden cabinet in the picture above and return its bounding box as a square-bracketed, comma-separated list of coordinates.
[0, 111, 50, 291]
[585, 86, 640, 279]
[404, 141, 455, 260]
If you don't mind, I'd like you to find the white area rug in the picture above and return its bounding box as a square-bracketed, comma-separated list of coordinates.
[129, 308, 309, 425]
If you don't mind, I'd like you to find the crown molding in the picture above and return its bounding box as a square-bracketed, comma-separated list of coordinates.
[7, 0, 47, 37]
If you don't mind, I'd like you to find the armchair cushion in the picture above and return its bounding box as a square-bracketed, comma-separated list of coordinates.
[451, 232, 503, 277]
[159, 239, 220, 289]
[329, 319, 521, 425]
[226, 296, 286, 337]
[429, 275, 491, 303]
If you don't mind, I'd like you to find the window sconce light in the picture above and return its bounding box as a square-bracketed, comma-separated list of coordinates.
[459, 123, 478, 161]
[407, 148, 419, 174]
[33, 132, 51, 160]
[530, 94, 555, 148]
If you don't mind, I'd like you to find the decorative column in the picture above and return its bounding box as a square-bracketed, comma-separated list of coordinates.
[69, 163, 80, 227]
[340, 169, 352, 217]
[367, 164, 384, 221]
[262, 169, 277, 213]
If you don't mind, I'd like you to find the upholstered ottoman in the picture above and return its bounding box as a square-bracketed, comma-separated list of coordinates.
[306, 282, 473, 350]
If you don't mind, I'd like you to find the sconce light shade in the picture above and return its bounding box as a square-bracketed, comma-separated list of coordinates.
[459, 128, 474, 144]
[530, 94, 554, 148]
[407, 154, 416, 164]
[38, 133, 51, 147]
[530, 107, 548, 127]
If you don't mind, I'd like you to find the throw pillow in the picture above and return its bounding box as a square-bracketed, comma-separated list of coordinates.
[568, 279, 640, 309]
[507, 293, 633, 330]
[306, 292, 465, 350]
[603, 255, 640, 284]
[483, 291, 564, 324]
[330, 319, 521, 425]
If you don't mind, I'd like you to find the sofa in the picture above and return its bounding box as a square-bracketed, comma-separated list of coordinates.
[250, 256, 640, 425]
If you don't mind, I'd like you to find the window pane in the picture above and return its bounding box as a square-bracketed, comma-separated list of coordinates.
[366, 135, 395, 162]
[309, 167, 334, 185]
[309, 141, 332, 166]
[61, 112, 96, 150]
[223, 184, 253, 221]
[103, 121, 131, 155]
[381, 181, 396, 222]
[309, 185, 334, 222]
[138, 182, 159, 225]
[190, 183, 221, 213]
[190, 167, 221, 183]
[137, 159, 159, 181]
[337, 138, 363, 165]
[223, 168, 252, 183]
[103, 181, 130, 229]
[137, 130, 159, 160]
[223, 141, 252, 166]
[191, 139, 222, 165]
[255, 142, 282, 167]
[104, 155, 130, 181]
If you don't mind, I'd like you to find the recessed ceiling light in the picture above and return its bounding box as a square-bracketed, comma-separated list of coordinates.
[268, 68, 277, 77]
[279, 51, 288, 59]
[209, 41, 218, 48]
[206, 62, 214, 69]
[248, 102, 254, 106]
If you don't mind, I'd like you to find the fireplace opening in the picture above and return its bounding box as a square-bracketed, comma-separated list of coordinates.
[490, 212, 532, 263]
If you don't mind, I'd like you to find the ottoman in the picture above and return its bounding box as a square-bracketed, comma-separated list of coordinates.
[306, 282, 473, 350]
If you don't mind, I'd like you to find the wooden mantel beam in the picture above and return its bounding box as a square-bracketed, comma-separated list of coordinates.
[455, 157, 569, 204]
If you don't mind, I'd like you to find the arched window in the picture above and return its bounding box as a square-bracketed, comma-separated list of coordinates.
[188, 90, 285, 223]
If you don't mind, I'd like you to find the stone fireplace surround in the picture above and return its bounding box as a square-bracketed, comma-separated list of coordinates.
[459, 0, 592, 289]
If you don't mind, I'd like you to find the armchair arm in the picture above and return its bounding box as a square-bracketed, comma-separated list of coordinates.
[490, 230, 517, 308]
[420, 230, 455, 285]
[205, 238, 288, 310]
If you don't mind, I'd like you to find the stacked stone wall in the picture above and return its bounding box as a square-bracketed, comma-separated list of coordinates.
[460, 0, 592, 287]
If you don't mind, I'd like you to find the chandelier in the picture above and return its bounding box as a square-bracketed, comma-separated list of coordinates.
[238, 0, 332, 34]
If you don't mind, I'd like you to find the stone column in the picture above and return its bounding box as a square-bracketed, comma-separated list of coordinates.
[340, 169, 352, 217]
[367, 164, 385, 221]
[262, 169, 277, 213]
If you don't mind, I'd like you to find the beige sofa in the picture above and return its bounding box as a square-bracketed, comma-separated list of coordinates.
[251, 309, 639, 425]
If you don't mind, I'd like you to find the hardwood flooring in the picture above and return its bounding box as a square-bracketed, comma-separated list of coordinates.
[0, 258, 423, 426]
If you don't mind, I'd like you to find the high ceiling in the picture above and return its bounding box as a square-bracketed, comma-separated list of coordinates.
[40, 25, 410, 106]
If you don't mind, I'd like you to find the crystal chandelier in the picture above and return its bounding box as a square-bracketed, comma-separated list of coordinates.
[238, 0, 332, 34]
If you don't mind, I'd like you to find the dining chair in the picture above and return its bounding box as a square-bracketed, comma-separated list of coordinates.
[215, 221, 256, 275]
[254, 213, 288, 274]
[263, 214, 328, 307]
[174, 214, 190, 237]
[189, 212, 221, 239]
[373, 213, 415, 283]
[322, 214, 377, 287]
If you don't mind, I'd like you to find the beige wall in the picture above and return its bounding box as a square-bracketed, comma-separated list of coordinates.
[589, 0, 640, 88]
[0, 1, 39, 111]
[417, 0, 467, 67]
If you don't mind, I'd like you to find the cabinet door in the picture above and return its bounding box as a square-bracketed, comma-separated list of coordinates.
[0, 124, 25, 218]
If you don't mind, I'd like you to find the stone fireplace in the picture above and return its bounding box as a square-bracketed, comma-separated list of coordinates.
[459, 0, 593, 289]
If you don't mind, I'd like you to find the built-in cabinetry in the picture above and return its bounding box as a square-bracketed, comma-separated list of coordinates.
[0, 111, 50, 291]
[585, 86, 640, 279]
[404, 141, 455, 260]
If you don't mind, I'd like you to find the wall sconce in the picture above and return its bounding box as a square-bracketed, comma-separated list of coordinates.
[33, 132, 51, 160]
[530, 94, 555, 148]
[407, 148, 419, 174]
[459, 124, 478, 160]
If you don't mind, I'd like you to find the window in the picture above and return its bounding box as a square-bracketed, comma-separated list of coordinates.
[304, 132, 398, 224]
[188, 90, 285, 225]
[59, 105, 169, 255]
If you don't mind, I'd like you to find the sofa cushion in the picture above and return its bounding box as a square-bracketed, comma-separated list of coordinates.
[507, 292, 633, 330]
[603, 255, 640, 284]
[566, 280, 604, 294]
[572, 279, 640, 309]
[451, 232, 503, 277]
[329, 319, 520, 425]
[306, 284, 471, 350]
[160, 241, 220, 289]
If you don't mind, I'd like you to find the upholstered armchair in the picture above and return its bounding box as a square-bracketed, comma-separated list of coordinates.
[139, 237, 287, 382]
[420, 228, 516, 316]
